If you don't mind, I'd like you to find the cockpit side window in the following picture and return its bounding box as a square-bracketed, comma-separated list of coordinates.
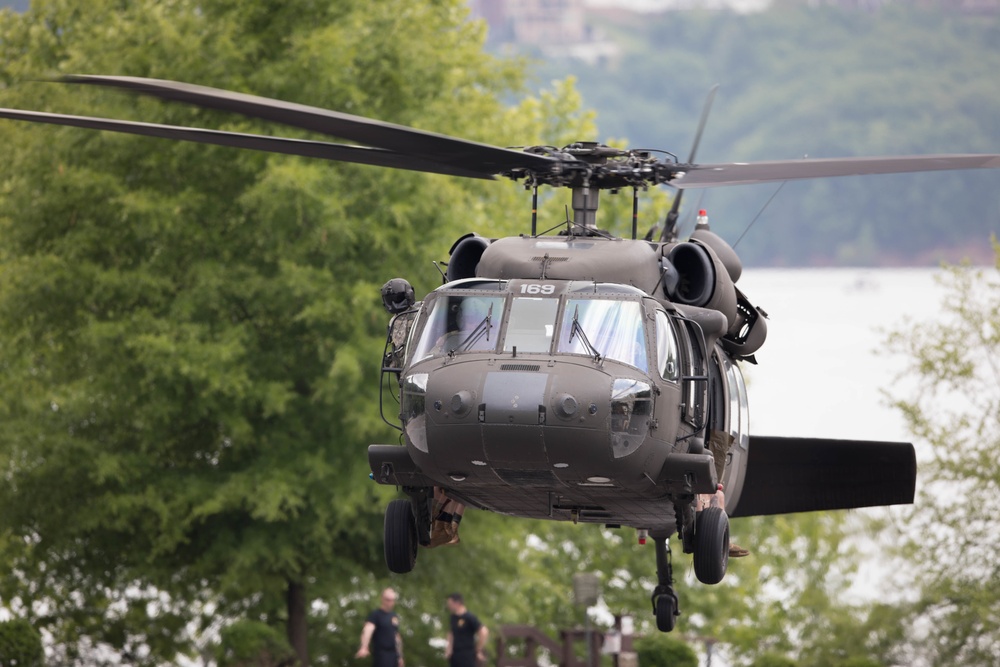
[655, 311, 680, 382]
[503, 297, 559, 353]
[411, 294, 504, 362]
[557, 299, 648, 372]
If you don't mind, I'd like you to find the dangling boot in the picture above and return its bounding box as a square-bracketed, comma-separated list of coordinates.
[428, 512, 454, 548]
[445, 514, 462, 546]
[729, 543, 750, 558]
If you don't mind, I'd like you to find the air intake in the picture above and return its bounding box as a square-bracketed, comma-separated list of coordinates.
[496, 469, 557, 486]
[500, 363, 540, 372]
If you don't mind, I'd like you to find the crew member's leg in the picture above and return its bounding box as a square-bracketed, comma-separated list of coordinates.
[703, 430, 749, 558]
[429, 489, 465, 548]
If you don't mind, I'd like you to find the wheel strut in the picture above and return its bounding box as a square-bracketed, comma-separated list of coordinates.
[651, 536, 680, 632]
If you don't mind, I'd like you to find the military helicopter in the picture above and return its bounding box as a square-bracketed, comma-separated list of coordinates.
[2, 76, 998, 633]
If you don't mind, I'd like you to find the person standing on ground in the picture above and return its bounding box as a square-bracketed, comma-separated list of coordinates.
[356, 588, 404, 667]
[445, 592, 488, 667]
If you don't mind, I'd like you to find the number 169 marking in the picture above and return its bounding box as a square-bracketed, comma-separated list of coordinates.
[520, 284, 555, 295]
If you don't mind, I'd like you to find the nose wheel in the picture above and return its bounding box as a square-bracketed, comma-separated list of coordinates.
[651, 536, 680, 632]
[648, 505, 731, 632]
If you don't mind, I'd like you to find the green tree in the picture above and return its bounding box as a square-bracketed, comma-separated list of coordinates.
[634, 632, 697, 667]
[216, 620, 296, 667]
[835, 658, 881, 667]
[0, 618, 44, 667]
[749, 654, 798, 667]
[0, 1, 592, 664]
[884, 240, 1000, 665]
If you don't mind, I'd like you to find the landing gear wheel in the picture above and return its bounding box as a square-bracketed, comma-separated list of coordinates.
[384, 498, 418, 574]
[693, 506, 729, 585]
[650, 536, 681, 632]
[653, 587, 679, 632]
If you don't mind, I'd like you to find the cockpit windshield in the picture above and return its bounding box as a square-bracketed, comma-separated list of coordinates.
[557, 299, 648, 372]
[409, 288, 649, 372]
[504, 297, 559, 353]
[411, 294, 504, 362]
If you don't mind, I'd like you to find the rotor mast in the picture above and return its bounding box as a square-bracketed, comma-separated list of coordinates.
[509, 142, 690, 237]
[562, 142, 618, 236]
[571, 185, 600, 233]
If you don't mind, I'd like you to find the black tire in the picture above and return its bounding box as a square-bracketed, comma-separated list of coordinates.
[693, 506, 729, 585]
[655, 592, 678, 632]
[384, 499, 418, 574]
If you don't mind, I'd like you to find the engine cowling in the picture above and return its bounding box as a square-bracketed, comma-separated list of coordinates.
[447, 233, 491, 282]
[664, 241, 738, 332]
[690, 226, 742, 284]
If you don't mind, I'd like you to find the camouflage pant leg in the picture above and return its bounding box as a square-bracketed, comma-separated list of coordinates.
[707, 429, 734, 483]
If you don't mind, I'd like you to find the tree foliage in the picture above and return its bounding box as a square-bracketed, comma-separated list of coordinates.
[749, 654, 798, 667]
[0, 0, 592, 663]
[216, 620, 296, 667]
[634, 632, 696, 667]
[0, 618, 44, 667]
[884, 239, 1000, 665]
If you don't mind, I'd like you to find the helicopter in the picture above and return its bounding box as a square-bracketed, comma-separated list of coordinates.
[1, 75, 997, 633]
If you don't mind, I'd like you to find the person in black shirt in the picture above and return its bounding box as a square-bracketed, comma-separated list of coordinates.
[355, 588, 403, 667]
[445, 592, 488, 667]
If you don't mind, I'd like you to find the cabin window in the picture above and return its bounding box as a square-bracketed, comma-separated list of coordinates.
[411, 294, 505, 361]
[557, 299, 648, 372]
[503, 297, 559, 353]
[655, 311, 680, 381]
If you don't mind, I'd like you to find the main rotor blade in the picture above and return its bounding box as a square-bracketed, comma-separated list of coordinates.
[661, 84, 719, 242]
[671, 154, 1000, 188]
[59, 75, 558, 176]
[0, 108, 491, 179]
[686, 84, 719, 167]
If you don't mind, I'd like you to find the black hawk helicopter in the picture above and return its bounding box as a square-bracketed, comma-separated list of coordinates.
[2, 76, 998, 632]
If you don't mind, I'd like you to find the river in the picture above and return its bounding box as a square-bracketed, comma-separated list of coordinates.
[735, 267, 951, 445]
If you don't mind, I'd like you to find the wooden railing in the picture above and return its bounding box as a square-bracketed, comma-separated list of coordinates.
[495, 625, 604, 667]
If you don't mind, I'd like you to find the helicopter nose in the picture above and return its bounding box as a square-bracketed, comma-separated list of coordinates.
[480, 370, 549, 425]
[416, 362, 624, 480]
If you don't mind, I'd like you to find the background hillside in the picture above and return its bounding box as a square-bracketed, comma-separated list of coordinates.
[520, 5, 1000, 266]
